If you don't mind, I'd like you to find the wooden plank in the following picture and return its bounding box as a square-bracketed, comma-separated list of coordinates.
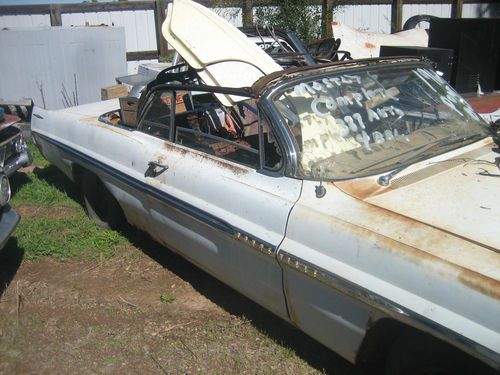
[0, 0, 493, 17]
[155, 0, 170, 58]
[127, 50, 162, 61]
[0, 4, 50, 16]
[59, 1, 156, 14]
[49, 4, 62, 26]
[390, 0, 403, 33]
[451, 0, 464, 17]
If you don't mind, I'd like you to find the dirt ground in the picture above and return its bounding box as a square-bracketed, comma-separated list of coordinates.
[0, 230, 359, 375]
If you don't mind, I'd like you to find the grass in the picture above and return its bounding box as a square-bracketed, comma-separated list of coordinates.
[159, 294, 176, 304]
[14, 212, 124, 260]
[30, 142, 51, 168]
[6, 142, 128, 260]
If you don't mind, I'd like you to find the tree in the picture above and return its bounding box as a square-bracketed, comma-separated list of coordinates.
[321, 0, 336, 38]
[253, 0, 323, 43]
[252, 0, 341, 42]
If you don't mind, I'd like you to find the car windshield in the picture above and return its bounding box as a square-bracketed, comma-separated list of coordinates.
[271, 63, 491, 180]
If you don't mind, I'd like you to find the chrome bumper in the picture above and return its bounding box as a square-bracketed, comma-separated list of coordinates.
[4, 146, 33, 177]
[0, 204, 20, 249]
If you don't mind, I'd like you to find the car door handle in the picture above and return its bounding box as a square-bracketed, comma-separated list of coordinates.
[145, 161, 169, 177]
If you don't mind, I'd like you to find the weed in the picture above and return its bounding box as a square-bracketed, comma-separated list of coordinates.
[7, 144, 128, 260]
[11, 210, 126, 260]
[30, 142, 50, 168]
[11, 168, 80, 207]
[160, 294, 176, 304]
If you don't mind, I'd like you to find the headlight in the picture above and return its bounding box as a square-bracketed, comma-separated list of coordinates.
[13, 137, 26, 153]
[0, 174, 11, 206]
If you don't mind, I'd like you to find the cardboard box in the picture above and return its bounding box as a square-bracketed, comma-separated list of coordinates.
[119, 97, 139, 126]
[102, 84, 128, 100]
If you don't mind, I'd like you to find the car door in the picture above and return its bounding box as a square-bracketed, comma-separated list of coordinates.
[133, 87, 302, 319]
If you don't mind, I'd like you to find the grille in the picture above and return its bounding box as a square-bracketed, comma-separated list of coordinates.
[390, 145, 490, 189]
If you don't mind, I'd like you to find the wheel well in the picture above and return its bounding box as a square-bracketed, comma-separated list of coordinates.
[356, 318, 411, 374]
[71, 163, 86, 187]
[75, 165, 127, 230]
[356, 318, 497, 375]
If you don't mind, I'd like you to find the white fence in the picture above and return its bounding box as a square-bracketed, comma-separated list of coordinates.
[0, 10, 157, 73]
[333, 3, 495, 33]
[0, 2, 497, 74]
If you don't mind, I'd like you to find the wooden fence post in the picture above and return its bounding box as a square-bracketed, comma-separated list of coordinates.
[390, 0, 403, 33]
[242, 0, 253, 27]
[321, 0, 335, 38]
[155, 0, 169, 59]
[451, 0, 463, 18]
[49, 4, 62, 26]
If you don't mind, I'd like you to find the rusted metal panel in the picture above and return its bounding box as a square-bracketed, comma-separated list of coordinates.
[466, 93, 500, 114]
[280, 178, 500, 367]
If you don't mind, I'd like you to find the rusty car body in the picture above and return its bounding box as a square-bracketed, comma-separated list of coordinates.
[30, 1, 499, 373]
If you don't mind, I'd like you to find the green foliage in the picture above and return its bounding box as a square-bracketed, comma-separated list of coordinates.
[254, 0, 322, 43]
[6, 143, 128, 260]
[158, 53, 174, 63]
[30, 143, 50, 168]
[159, 294, 176, 304]
[15, 211, 125, 260]
[10, 168, 79, 207]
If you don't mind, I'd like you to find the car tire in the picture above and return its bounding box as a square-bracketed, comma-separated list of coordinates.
[82, 171, 125, 230]
[385, 333, 470, 375]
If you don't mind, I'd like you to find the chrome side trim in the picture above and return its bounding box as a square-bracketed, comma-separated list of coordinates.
[234, 230, 275, 256]
[33, 132, 277, 257]
[278, 250, 500, 370]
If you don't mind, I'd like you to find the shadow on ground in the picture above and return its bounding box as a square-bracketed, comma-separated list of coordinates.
[33, 165, 83, 204]
[9, 172, 32, 198]
[35, 164, 359, 375]
[0, 239, 25, 298]
[1, 172, 30, 297]
[126, 228, 359, 375]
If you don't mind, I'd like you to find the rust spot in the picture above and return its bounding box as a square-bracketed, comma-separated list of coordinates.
[163, 141, 187, 156]
[465, 92, 500, 114]
[156, 154, 167, 164]
[79, 116, 140, 141]
[459, 270, 500, 300]
[329, 210, 500, 301]
[209, 156, 249, 176]
[332, 179, 390, 200]
[365, 42, 376, 49]
[162, 141, 249, 176]
[80, 116, 100, 125]
[314, 190, 500, 300]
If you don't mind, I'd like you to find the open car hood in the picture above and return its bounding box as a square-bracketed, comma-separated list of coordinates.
[335, 138, 500, 251]
[162, 0, 282, 107]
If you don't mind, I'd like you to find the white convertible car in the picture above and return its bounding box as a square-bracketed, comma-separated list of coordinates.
[31, 1, 499, 373]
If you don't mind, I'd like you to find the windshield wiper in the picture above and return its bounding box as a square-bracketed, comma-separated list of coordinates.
[353, 136, 452, 175]
[377, 133, 485, 186]
[376, 139, 448, 185]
